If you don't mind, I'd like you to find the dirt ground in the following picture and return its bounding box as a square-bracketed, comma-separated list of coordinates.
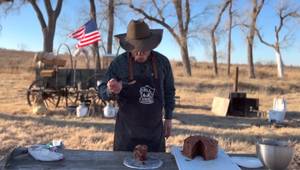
[0, 50, 299, 169]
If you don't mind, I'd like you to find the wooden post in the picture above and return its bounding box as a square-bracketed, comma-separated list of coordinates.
[233, 66, 239, 92]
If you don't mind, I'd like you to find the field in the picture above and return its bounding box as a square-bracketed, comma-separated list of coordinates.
[0, 49, 299, 169]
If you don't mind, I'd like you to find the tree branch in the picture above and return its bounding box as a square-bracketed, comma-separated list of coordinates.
[0, 0, 14, 4]
[255, 27, 274, 48]
[173, 0, 185, 37]
[114, 2, 129, 6]
[280, 31, 291, 45]
[212, 0, 230, 32]
[276, 9, 299, 41]
[44, 0, 53, 17]
[29, 0, 47, 29]
[129, 3, 181, 43]
[1, 0, 14, 14]
[184, 0, 190, 33]
[54, 0, 63, 18]
[256, 0, 265, 16]
[152, 0, 165, 22]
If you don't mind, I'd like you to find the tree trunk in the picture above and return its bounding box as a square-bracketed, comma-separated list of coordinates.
[247, 23, 256, 79]
[227, 0, 232, 76]
[211, 31, 218, 76]
[89, 0, 101, 71]
[107, 0, 114, 54]
[180, 39, 191, 76]
[209, 0, 230, 76]
[274, 47, 284, 79]
[247, 37, 256, 78]
[43, 31, 54, 52]
[29, 0, 63, 53]
[246, 0, 264, 79]
[43, 18, 56, 52]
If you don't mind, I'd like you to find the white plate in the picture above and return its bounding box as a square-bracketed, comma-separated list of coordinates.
[230, 156, 263, 168]
[123, 155, 163, 169]
[28, 145, 63, 161]
[171, 146, 241, 170]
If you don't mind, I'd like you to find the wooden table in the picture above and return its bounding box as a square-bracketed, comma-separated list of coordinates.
[1, 148, 266, 170]
[1, 149, 178, 170]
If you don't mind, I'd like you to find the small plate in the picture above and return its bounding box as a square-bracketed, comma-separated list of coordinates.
[230, 156, 263, 168]
[28, 145, 63, 161]
[123, 155, 163, 169]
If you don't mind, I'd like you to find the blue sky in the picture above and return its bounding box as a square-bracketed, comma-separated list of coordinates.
[0, 0, 299, 66]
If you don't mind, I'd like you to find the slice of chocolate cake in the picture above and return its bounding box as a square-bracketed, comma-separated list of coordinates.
[182, 136, 218, 160]
[133, 144, 148, 161]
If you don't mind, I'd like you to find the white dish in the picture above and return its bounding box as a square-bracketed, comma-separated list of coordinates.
[123, 155, 163, 169]
[230, 156, 263, 168]
[28, 145, 63, 161]
[171, 146, 241, 170]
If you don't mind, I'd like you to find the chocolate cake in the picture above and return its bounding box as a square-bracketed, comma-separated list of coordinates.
[182, 136, 218, 160]
[133, 145, 148, 161]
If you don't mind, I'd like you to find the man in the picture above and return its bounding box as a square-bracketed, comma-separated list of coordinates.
[98, 19, 175, 152]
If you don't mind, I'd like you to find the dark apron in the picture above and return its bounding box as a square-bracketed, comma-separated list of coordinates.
[113, 53, 165, 152]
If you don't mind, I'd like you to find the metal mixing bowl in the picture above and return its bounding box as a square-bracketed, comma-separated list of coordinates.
[256, 139, 294, 170]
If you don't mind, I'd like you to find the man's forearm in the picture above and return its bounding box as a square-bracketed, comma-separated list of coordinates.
[164, 87, 175, 119]
[164, 108, 173, 119]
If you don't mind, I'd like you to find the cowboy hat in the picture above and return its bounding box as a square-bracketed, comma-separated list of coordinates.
[115, 19, 163, 51]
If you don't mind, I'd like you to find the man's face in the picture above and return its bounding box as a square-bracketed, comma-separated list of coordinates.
[131, 50, 151, 63]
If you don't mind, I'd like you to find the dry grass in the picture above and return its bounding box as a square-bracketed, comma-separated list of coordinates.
[0, 49, 299, 169]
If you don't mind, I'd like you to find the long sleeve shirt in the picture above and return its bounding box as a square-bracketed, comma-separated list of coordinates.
[98, 51, 175, 119]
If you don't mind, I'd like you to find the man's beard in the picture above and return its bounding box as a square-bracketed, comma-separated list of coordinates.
[135, 56, 148, 63]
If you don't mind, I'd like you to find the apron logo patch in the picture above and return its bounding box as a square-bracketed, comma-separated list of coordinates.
[139, 85, 155, 104]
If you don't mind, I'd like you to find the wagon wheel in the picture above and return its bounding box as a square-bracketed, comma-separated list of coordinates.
[80, 87, 106, 116]
[86, 87, 106, 106]
[27, 79, 61, 109]
[84, 74, 107, 107]
[63, 87, 80, 107]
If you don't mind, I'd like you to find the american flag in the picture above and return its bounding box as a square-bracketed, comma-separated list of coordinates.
[69, 19, 101, 48]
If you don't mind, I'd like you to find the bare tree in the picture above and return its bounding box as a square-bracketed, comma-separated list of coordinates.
[89, 0, 101, 71]
[106, 0, 114, 54]
[256, 0, 300, 79]
[210, 0, 230, 76]
[95, 0, 128, 54]
[246, 0, 265, 78]
[28, 0, 63, 52]
[227, 0, 233, 76]
[129, 0, 192, 76]
[0, 0, 13, 31]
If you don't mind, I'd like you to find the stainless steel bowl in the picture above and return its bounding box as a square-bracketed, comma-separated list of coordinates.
[256, 139, 294, 170]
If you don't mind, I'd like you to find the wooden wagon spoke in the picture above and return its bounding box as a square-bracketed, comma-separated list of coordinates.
[64, 87, 79, 107]
[44, 94, 60, 108]
[27, 79, 45, 107]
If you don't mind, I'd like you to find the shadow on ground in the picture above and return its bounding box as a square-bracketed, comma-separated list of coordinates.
[172, 111, 300, 143]
[1, 110, 299, 145]
[171, 126, 300, 144]
[0, 112, 115, 132]
[175, 81, 297, 94]
[173, 111, 269, 129]
[173, 111, 300, 129]
[175, 104, 211, 110]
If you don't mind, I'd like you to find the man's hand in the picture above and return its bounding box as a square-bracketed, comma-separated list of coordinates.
[107, 78, 122, 94]
[164, 119, 172, 139]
